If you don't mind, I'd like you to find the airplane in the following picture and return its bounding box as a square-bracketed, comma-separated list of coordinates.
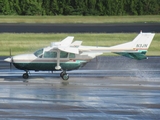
[4, 31, 155, 81]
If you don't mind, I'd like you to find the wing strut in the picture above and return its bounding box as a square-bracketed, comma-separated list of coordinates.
[55, 50, 61, 70]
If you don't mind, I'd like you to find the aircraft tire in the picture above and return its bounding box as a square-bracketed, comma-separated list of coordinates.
[60, 72, 64, 77]
[23, 73, 29, 79]
[62, 73, 69, 80]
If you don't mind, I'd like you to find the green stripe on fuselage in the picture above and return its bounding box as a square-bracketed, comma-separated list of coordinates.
[13, 60, 87, 71]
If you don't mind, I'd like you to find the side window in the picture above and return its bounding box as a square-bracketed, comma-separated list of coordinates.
[69, 53, 75, 58]
[34, 49, 43, 58]
[60, 51, 68, 58]
[44, 51, 57, 58]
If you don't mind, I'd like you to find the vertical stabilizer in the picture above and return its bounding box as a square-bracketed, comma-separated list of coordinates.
[111, 31, 155, 60]
[110, 31, 155, 51]
[132, 31, 155, 51]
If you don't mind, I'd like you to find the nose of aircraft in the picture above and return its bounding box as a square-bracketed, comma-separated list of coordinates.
[4, 57, 12, 62]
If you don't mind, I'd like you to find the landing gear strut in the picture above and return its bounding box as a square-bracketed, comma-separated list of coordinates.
[55, 50, 69, 80]
[60, 71, 69, 80]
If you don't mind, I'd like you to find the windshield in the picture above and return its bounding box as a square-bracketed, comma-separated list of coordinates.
[34, 48, 43, 57]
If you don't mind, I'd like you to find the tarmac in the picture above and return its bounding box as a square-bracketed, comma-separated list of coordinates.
[0, 23, 160, 33]
[0, 56, 160, 119]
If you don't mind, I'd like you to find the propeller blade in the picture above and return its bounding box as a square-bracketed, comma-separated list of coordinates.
[10, 49, 12, 70]
[10, 49, 11, 57]
[10, 59, 12, 70]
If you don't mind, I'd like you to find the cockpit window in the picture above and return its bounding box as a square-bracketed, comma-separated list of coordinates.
[34, 49, 43, 58]
[44, 51, 57, 58]
[69, 53, 75, 58]
[60, 51, 68, 58]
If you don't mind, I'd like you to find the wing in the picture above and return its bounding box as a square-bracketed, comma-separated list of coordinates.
[51, 36, 74, 47]
[60, 36, 74, 46]
[49, 36, 80, 54]
[58, 41, 82, 54]
[58, 46, 79, 54]
[71, 41, 82, 47]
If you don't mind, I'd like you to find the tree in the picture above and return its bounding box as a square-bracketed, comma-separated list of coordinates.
[96, 0, 106, 15]
[50, 0, 59, 15]
[130, 0, 139, 15]
[0, 0, 159, 16]
[42, 0, 51, 15]
[142, 0, 159, 15]
[1, 0, 11, 15]
[62, 0, 73, 15]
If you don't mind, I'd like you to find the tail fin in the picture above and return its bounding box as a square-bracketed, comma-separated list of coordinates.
[112, 31, 155, 60]
[131, 31, 155, 51]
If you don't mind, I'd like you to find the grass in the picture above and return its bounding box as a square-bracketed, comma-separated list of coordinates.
[0, 33, 159, 56]
[0, 15, 159, 23]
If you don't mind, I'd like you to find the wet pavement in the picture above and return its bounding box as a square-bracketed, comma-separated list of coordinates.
[0, 56, 160, 120]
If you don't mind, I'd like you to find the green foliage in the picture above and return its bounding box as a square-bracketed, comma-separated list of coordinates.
[0, 0, 159, 16]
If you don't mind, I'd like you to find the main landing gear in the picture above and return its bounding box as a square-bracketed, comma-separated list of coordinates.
[60, 71, 69, 80]
[23, 73, 29, 79]
[22, 70, 69, 81]
[23, 71, 29, 79]
[22, 71, 29, 83]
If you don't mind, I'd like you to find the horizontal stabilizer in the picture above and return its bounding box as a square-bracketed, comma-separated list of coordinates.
[116, 52, 147, 60]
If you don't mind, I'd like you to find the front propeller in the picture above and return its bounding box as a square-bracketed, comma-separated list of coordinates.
[4, 49, 13, 70]
[10, 49, 13, 70]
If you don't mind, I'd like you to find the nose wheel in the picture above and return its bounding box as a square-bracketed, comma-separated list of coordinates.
[60, 71, 69, 80]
